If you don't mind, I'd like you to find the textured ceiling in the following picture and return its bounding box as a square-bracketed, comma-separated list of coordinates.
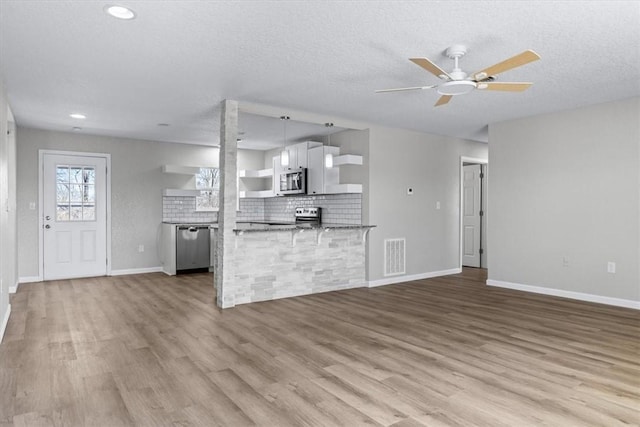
[1, 1, 639, 149]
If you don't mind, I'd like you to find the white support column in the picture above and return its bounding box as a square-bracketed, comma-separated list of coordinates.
[216, 100, 238, 308]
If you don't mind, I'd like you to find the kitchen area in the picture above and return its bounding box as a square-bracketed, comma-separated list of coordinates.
[159, 103, 374, 308]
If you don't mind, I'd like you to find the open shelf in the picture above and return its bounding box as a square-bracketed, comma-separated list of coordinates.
[326, 183, 362, 194]
[238, 168, 274, 178]
[239, 190, 274, 198]
[332, 154, 363, 166]
[162, 165, 206, 175]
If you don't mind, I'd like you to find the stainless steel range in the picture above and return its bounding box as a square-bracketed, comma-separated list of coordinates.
[295, 207, 321, 226]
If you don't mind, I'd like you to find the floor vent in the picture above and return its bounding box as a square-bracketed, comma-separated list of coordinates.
[384, 238, 406, 276]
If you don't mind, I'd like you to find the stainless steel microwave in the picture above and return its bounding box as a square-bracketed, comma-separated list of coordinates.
[279, 168, 306, 195]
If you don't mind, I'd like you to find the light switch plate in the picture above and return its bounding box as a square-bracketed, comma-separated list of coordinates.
[607, 261, 616, 273]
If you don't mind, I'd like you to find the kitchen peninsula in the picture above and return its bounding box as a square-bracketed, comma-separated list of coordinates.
[214, 100, 375, 308]
[215, 221, 374, 306]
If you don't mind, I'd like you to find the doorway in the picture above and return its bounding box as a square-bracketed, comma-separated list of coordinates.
[460, 157, 487, 269]
[40, 151, 111, 280]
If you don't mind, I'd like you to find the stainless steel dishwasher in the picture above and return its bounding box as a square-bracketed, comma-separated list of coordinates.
[176, 225, 210, 273]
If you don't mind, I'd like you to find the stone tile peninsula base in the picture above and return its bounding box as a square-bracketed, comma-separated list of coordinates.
[219, 225, 373, 307]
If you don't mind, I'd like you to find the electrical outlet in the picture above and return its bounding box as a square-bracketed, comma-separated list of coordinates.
[436, 201, 441, 210]
[29, 202, 36, 210]
[562, 256, 569, 267]
[607, 261, 616, 274]
[138, 245, 144, 253]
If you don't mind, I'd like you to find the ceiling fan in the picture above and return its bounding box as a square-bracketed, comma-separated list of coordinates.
[376, 45, 540, 106]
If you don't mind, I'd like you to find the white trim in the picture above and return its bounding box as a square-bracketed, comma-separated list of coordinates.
[0, 304, 11, 343]
[368, 268, 461, 288]
[8, 280, 19, 293]
[18, 276, 42, 284]
[486, 279, 640, 310]
[459, 156, 488, 270]
[38, 150, 112, 279]
[110, 266, 164, 276]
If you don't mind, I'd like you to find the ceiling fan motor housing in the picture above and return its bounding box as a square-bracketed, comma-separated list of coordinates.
[437, 80, 477, 95]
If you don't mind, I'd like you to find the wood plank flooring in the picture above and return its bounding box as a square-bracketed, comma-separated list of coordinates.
[1, 268, 638, 426]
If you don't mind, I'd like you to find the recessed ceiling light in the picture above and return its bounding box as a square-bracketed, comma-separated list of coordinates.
[157, 123, 170, 127]
[70, 113, 86, 119]
[104, 5, 136, 20]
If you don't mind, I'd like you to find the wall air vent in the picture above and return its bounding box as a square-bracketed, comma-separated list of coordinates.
[384, 238, 406, 276]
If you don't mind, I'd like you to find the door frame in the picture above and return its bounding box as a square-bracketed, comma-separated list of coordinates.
[38, 149, 112, 280]
[459, 156, 488, 270]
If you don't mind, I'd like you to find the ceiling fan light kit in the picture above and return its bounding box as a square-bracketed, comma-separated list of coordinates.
[376, 44, 540, 107]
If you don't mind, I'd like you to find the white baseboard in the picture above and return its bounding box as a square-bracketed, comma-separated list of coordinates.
[9, 280, 19, 293]
[368, 268, 462, 288]
[19, 276, 42, 284]
[1, 304, 11, 343]
[109, 266, 164, 276]
[486, 279, 640, 310]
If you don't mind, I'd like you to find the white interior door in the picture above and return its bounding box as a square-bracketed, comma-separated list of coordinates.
[462, 164, 481, 267]
[43, 153, 107, 280]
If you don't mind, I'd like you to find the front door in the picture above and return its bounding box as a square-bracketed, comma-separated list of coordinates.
[43, 153, 107, 280]
[462, 164, 482, 268]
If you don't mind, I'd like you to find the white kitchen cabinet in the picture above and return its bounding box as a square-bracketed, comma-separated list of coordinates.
[283, 141, 322, 170]
[307, 146, 339, 194]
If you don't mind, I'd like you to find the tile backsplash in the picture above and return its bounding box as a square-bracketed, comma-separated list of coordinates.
[163, 194, 362, 224]
[163, 196, 218, 223]
[237, 193, 362, 224]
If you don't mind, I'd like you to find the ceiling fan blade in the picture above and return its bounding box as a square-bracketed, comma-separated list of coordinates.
[477, 82, 533, 92]
[410, 58, 452, 80]
[472, 50, 540, 80]
[375, 85, 436, 93]
[434, 95, 453, 106]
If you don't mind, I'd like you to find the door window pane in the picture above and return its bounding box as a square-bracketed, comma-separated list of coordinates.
[56, 165, 97, 222]
[70, 167, 83, 183]
[57, 205, 70, 221]
[56, 167, 69, 183]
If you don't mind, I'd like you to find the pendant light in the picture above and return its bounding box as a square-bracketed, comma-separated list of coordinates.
[324, 122, 334, 168]
[280, 116, 290, 167]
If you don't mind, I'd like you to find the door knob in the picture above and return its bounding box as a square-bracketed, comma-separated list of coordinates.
[45, 215, 51, 220]
[44, 224, 51, 229]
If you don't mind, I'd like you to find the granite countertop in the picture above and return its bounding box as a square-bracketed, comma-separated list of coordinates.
[163, 221, 375, 232]
[233, 222, 376, 233]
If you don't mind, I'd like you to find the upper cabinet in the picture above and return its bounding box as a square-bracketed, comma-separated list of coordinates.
[282, 141, 322, 170]
[307, 146, 339, 195]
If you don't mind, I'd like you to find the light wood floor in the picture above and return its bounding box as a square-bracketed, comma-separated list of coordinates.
[1, 269, 638, 426]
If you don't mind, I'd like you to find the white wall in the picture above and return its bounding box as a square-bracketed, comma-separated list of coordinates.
[488, 97, 640, 304]
[366, 126, 487, 283]
[16, 127, 263, 279]
[0, 79, 17, 341]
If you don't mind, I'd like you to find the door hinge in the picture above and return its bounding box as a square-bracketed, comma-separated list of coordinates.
[479, 248, 484, 255]
[479, 210, 484, 216]
[480, 172, 484, 179]
[106, 258, 108, 266]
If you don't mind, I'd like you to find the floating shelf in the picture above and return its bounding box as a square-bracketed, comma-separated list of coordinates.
[326, 184, 362, 194]
[332, 154, 363, 166]
[238, 168, 274, 178]
[239, 190, 275, 198]
[162, 165, 209, 175]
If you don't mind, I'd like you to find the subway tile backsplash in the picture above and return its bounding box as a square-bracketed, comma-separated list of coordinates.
[238, 193, 362, 224]
[162, 196, 218, 223]
[163, 194, 362, 224]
